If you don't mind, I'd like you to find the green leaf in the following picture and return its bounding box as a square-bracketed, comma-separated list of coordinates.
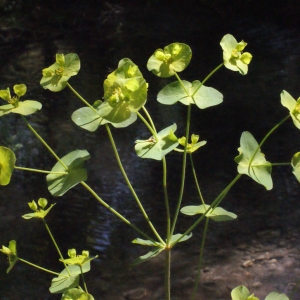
[147, 43, 192, 77]
[62, 288, 94, 300]
[265, 292, 289, 300]
[50, 263, 90, 294]
[71, 104, 137, 132]
[133, 247, 164, 265]
[98, 58, 147, 123]
[280, 90, 300, 129]
[46, 150, 90, 196]
[40, 53, 80, 92]
[291, 152, 300, 182]
[0, 146, 16, 185]
[235, 131, 273, 190]
[169, 233, 192, 245]
[157, 80, 223, 109]
[132, 238, 162, 247]
[0, 100, 42, 116]
[0, 240, 18, 273]
[135, 124, 179, 160]
[181, 204, 237, 221]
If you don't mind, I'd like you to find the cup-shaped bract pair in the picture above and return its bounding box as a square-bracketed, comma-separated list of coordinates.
[0, 84, 41, 116]
[147, 43, 192, 78]
[0, 240, 18, 273]
[22, 198, 55, 220]
[220, 34, 252, 75]
[97, 58, 147, 123]
[40, 53, 80, 92]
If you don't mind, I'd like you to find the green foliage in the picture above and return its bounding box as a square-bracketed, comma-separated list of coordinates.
[0, 146, 15, 185]
[135, 123, 179, 160]
[71, 100, 137, 131]
[181, 204, 237, 221]
[50, 263, 90, 294]
[157, 80, 223, 108]
[40, 53, 80, 92]
[235, 131, 273, 190]
[0, 34, 296, 300]
[46, 150, 90, 196]
[147, 42, 192, 77]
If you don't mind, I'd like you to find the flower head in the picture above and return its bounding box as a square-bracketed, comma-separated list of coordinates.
[220, 34, 252, 75]
[0, 84, 41, 116]
[281, 90, 300, 129]
[147, 43, 192, 77]
[40, 53, 80, 92]
[177, 134, 207, 153]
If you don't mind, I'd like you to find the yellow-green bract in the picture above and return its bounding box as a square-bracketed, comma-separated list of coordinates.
[220, 34, 252, 75]
[98, 58, 147, 123]
[147, 42, 192, 77]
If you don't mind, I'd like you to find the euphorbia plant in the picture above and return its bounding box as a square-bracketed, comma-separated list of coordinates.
[0, 34, 295, 300]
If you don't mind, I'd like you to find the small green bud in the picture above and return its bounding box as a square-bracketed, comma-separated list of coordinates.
[236, 40, 247, 51]
[82, 250, 89, 257]
[13, 84, 27, 97]
[0, 245, 11, 255]
[42, 68, 55, 77]
[38, 198, 48, 209]
[178, 137, 186, 146]
[56, 54, 65, 66]
[240, 52, 252, 64]
[191, 134, 199, 144]
[68, 248, 76, 258]
[154, 50, 166, 61]
[28, 200, 38, 211]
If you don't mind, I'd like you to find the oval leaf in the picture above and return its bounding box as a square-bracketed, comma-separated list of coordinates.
[0, 146, 16, 185]
[0, 101, 42, 116]
[265, 292, 289, 300]
[46, 150, 90, 196]
[181, 204, 237, 221]
[133, 247, 164, 265]
[135, 124, 178, 160]
[235, 131, 273, 190]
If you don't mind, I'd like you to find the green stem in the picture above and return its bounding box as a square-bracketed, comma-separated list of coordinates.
[67, 82, 97, 112]
[173, 174, 242, 245]
[191, 217, 209, 300]
[189, 154, 205, 205]
[42, 219, 70, 275]
[165, 248, 171, 300]
[272, 162, 291, 166]
[137, 108, 172, 244]
[18, 257, 63, 277]
[14, 166, 67, 175]
[248, 114, 290, 173]
[170, 103, 192, 237]
[80, 266, 89, 294]
[105, 124, 164, 244]
[142, 106, 157, 132]
[192, 63, 224, 96]
[21, 116, 68, 170]
[80, 181, 161, 245]
[136, 111, 157, 138]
